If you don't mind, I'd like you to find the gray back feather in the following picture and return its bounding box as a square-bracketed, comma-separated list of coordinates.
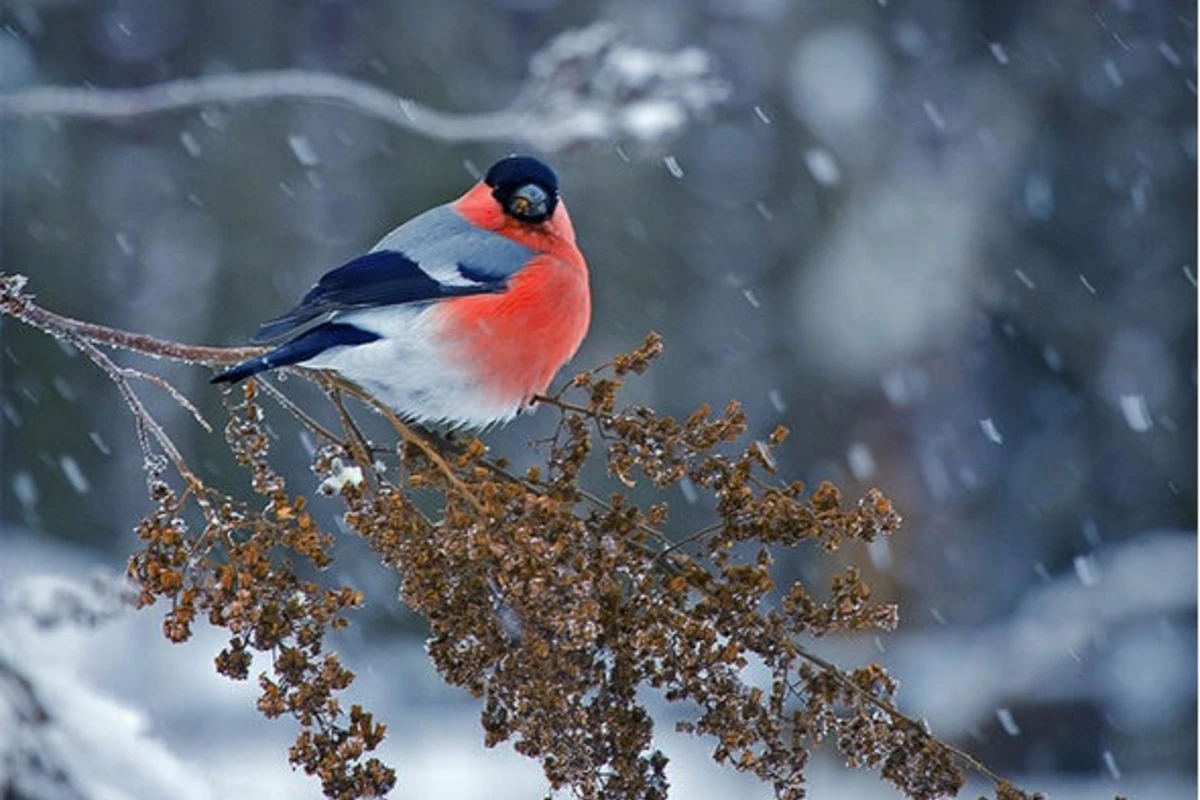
[370, 204, 534, 286]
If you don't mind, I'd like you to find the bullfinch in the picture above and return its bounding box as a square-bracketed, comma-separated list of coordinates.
[212, 155, 591, 428]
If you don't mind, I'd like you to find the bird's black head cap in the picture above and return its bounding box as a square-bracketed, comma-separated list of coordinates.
[485, 155, 559, 224]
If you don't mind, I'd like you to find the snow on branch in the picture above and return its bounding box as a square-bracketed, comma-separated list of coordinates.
[0, 24, 727, 152]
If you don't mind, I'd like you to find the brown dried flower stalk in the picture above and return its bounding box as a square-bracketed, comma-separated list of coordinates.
[1, 271, 1048, 800]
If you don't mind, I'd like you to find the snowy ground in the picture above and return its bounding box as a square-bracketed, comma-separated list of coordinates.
[1, 530, 1193, 800]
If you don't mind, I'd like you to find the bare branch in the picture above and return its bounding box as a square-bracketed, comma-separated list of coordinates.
[0, 70, 518, 141]
[787, 644, 1012, 789]
[123, 367, 214, 433]
[256, 375, 346, 447]
[0, 24, 727, 152]
[69, 335, 199, 487]
[0, 273, 261, 366]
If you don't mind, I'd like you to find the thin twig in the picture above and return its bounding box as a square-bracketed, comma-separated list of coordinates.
[326, 383, 380, 489]
[575, 487, 674, 549]
[255, 376, 345, 447]
[313, 373, 486, 514]
[1, 273, 261, 365]
[69, 336, 200, 488]
[786, 645, 1011, 788]
[534, 395, 596, 416]
[123, 366, 213, 433]
[656, 521, 725, 559]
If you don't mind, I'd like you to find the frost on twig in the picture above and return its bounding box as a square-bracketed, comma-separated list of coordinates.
[0, 24, 726, 153]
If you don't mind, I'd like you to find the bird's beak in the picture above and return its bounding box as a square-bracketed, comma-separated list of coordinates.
[511, 184, 549, 219]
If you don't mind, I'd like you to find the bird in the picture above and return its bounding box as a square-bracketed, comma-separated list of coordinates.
[212, 155, 591, 428]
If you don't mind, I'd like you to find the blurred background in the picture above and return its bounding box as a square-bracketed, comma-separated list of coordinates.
[1, 1, 1195, 798]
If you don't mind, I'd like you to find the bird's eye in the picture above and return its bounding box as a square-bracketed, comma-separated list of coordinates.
[505, 182, 551, 223]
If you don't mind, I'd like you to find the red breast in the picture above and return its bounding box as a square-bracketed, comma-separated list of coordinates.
[440, 183, 591, 405]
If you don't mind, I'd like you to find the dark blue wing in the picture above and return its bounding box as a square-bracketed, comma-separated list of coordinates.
[251, 250, 504, 344]
[212, 323, 381, 384]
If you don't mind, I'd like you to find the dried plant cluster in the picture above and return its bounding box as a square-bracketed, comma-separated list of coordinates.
[1, 273, 1049, 800]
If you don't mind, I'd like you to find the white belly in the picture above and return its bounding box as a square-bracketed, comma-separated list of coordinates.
[302, 306, 524, 427]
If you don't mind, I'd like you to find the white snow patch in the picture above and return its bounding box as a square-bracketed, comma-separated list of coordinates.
[3, 401, 21, 427]
[59, 456, 90, 494]
[1074, 554, 1100, 587]
[1024, 173, 1054, 219]
[88, 431, 111, 456]
[287, 134, 320, 167]
[622, 101, 686, 141]
[12, 471, 38, 510]
[847, 442, 876, 480]
[922, 100, 946, 131]
[319, 458, 364, 494]
[867, 538, 892, 571]
[180, 130, 201, 157]
[1043, 346, 1063, 371]
[53, 377, 75, 401]
[1157, 42, 1183, 68]
[114, 231, 135, 256]
[1103, 59, 1124, 87]
[1118, 394, 1153, 432]
[788, 27, 885, 134]
[803, 148, 841, 187]
[996, 707, 1021, 737]
[1103, 749, 1122, 780]
[199, 108, 227, 129]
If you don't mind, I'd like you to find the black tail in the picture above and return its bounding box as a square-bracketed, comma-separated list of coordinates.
[211, 357, 271, 384]
[211, 323, 381, 384]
